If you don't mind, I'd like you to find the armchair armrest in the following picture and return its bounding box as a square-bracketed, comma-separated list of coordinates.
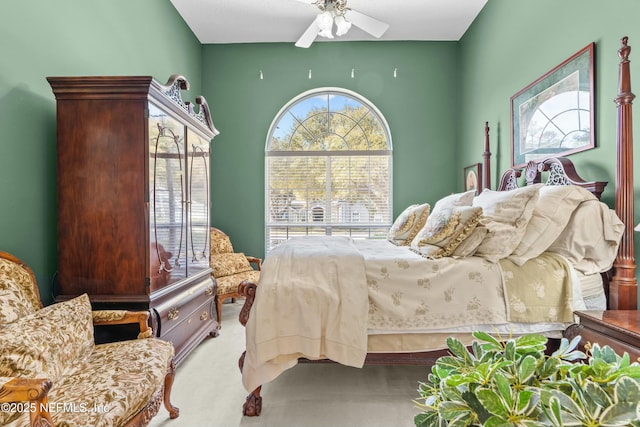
[245, 256, 262, 271]
[92, 310, 153, 339]
[0, 377, 53, 427]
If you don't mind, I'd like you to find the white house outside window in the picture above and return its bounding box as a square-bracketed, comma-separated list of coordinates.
[265, 88, 392, 253]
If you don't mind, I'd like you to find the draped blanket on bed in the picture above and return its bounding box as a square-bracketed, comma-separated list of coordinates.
[242, 236, 369, 392]
[242, 237, 577, 392]
[499, 252, 575, 323]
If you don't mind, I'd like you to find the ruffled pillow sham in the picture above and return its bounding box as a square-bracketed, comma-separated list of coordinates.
[387, 203, 430, 246]
[411, 206, 483, 258]
[451, 225, 488, 257]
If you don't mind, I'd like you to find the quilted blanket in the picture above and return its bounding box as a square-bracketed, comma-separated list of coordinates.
[499, 252, 575, 323]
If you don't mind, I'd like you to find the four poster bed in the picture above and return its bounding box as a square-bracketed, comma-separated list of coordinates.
[236, 37, 638, 416]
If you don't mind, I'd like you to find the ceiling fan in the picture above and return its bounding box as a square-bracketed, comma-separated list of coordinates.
[293, 0, 390, 48]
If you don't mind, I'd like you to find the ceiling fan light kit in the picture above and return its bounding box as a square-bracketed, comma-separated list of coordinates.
[334, 14, 351, 36]
[294, 0, 389, 48]
[316, 11, 335, 38]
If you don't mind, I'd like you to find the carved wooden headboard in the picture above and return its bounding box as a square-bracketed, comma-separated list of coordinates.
[496, 157, 607, 200]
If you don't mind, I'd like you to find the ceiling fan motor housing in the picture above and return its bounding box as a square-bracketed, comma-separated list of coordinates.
[316, 0, 349, 15]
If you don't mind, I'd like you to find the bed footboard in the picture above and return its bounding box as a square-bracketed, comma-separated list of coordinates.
[238, 280, 257, 327]
[237, 280, 263, 416]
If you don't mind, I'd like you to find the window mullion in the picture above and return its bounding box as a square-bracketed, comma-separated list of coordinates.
[326, 156, 331, 235]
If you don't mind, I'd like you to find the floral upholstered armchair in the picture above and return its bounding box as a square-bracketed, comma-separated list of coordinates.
[210, 227, 261, 326]
[0, 251, 179, 427]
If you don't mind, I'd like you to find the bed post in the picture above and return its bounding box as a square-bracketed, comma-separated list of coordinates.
[482, 122, 491, 192]
[610, 36, 638, 310]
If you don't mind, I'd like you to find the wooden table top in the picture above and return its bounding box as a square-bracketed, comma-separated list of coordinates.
[575, 310, 640, 337]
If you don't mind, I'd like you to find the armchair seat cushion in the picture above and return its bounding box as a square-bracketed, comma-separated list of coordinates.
[7, 338, 174, 427]
[216, 270, 260, 295]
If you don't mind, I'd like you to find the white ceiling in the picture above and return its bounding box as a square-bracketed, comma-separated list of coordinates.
[169, 0, 488, 45]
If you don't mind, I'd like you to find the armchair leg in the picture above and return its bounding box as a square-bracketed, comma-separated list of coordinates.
[30, 396, 53, 427]
[163, 360, 180, 419]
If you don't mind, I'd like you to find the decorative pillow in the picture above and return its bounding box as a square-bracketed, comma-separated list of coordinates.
[210, 253, 254, 278]
[0, 293, 94, 382]
[472, 184, 542, 262]
[411, 206, 483, 258]
[0, 257, 42, 325]
[509, 185, 596, 265]
[451, 225, 488, 258]
[411, 190, 476, 246]
[387, 203, 430, 246]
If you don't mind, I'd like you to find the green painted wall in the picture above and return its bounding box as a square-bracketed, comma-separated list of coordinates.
[1, 0, 201, 303]
[459, 0, 640, 207]
[458, 0, 640, 305]
[202, 42, 459, 258]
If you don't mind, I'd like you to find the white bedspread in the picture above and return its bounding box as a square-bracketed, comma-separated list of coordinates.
[242, 236, 369, 392]
[355, 240, 507, 333]
[241, 237, 581, 393]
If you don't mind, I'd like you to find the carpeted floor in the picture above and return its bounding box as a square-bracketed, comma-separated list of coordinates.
[149, 300, 428, 427]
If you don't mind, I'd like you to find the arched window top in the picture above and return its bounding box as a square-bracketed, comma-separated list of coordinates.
[524, 90, 591, 151]
[267, 87, 392, 152]
[264, 88, 393, 252]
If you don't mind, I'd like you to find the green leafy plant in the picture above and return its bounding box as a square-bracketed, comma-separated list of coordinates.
[414, 332, 640, 427]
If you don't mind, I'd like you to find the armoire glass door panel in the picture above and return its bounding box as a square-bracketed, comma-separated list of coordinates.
[186, 128, 210, 276]
[149, 103, 187, 291]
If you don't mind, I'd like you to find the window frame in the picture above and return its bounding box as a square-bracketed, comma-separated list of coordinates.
[264, 87, 393, 253]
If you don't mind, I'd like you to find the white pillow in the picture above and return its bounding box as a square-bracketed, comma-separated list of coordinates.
[430, 190, 476, 213]
[472, 184, 542, 262]
[508, 185, 597, 265]
[547, 200, 624, 274]
[387, 203, 430, 246]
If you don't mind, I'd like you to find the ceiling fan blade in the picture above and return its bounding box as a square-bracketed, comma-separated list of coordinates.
[344, 9, 389, 38]
[295, 19, 320, 48]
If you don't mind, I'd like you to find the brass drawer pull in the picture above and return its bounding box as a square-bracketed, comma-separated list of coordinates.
[200, 311, 208, 321]
[168, 308, 179, 321]
[205, 285, 214, 296]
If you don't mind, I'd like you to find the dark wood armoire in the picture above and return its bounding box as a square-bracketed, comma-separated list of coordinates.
[48, 75, 220, 364]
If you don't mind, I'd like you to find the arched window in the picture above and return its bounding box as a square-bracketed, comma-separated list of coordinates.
[265, 88, 392, 252]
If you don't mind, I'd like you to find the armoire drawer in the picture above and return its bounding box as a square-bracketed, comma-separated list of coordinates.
[154, 280, 215, 337]
[161, 298, 215, 363]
